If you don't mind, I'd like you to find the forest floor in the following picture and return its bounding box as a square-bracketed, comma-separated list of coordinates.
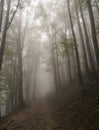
[0, 81, 99, 130]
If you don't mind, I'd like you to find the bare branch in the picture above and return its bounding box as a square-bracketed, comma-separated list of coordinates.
[7, 0, 20, 30]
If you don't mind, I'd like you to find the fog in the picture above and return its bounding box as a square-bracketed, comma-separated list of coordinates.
[36, 63, 54, 97]
[0, 0, 99, 122]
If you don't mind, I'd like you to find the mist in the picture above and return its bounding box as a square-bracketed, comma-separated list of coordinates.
[0, 0, 99, 129]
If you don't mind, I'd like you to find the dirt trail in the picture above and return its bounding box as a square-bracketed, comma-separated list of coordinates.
[0, 92, 97, 130]
[0, 98, 67, 130]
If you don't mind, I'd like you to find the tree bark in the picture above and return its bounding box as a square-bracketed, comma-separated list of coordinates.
[87, 0, 99, 68]
[17, 10, 24, 107]
[0, 0, 11, 71]
[75, 0, 90, 75]
[78, 0, 97, 75]
[67, 0, 84, 91]
[64, 21, 72, 81]
[0, 0, 4, 32]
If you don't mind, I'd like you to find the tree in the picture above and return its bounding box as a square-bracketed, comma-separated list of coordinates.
[0, 0, 4, 32]
[67, 0, 85, 92]
[0, 0, 11, 71]
[87, 0, 99, 69]
[78, 0, 97, 76]
[75, 0, 90, 76]
[0, 0, 20, 71]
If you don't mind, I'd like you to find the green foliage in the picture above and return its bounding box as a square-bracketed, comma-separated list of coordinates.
[0, 74, 10, 105]
[59, 38, 75, 57]
[51, 37, 75, 59]
[0, 74, 9, 90]
[0, 40, 14, 105]
[18, 4, 24, 9]
[60, 38, 74, 48]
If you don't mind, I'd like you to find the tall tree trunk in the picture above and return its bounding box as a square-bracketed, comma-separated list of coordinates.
[51, 45, 59, 93]
[75, 0, 90, 75]
[64, 22, 72, 81]
[33, 59, 38, 98]
[87, 0, 99, 68]
[17, 40, 24, 107]
[0, 92, 1, 117]
[13, 59, 17, 109]
[0, 0, 4, 32]
[78, 0, 97, 75]
[17, 11, 24, 107]
[0, 0, 20, 71]
[95, 0, 99, 15]
[0, 0, 11, 71]
[55, 31, 62, 92]
[67, 0, 84, 91]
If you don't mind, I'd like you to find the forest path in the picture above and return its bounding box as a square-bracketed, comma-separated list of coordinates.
[0, 89, 98, 130]
[2, 99, 65, 130]
[0, 97, 67, 130]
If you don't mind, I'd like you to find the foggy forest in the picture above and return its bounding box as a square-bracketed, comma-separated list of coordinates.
[0, 0, 99, 129]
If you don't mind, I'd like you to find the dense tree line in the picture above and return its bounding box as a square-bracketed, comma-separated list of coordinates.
[0, 0, 99, 117]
